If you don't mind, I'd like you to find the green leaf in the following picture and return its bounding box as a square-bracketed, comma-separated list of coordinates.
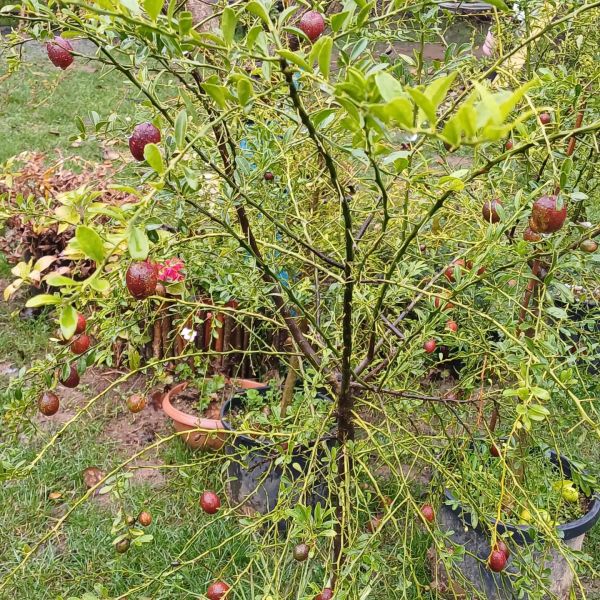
[143, 0, 162, 20]
[178, 10, 193, 35]
[174, 109, 187, 150]
[60, 305, 78, 340]
[76, 226, 106, 264]
[425, 72, 457, 110]
[528, 404, 550, 421]
[330, 11, 350, 32]
[221, 7, 237, 45]
[309, 35, 333, 79]
[201, 83, 232, 109]
[406, 88, 436, 126]
[278, 49, 311, 72]
[246, 1, 270, 25]
[25, 294, 61, 308]
[128, 226, 150, 260]
[45, 273, 78, 287]
[237, 78, 253, 106]
[89, 278, 110, 293]
[485, 0, 510, 11]
[143, 143, 164, 174]
[375, 72, 403, 102]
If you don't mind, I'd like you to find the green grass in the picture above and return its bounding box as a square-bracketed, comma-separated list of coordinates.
[0, 45, 137, 164]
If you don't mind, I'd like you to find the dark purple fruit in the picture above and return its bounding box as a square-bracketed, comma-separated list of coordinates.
[126, 261, 158, 300]
[70, 334, 91, 355]
[264, 171, 274, 181]
[129, 122, 161, 161]
[315, 588, 334, 600]
[539, 112, 552, 125]
[293, 542, 310, 562]
[47, 36, 74, 69]
[38, 391, 60, 416]
[115, 538, 130, 553]
[299, 11, 325, 42]
[482, 199, 502, 224]
[75, 313, 87, 335]
[523, 226, 542, 242]
[488, 549, 508, 572]
[60, 365, 80, 388]
[531, 195, 567, 233]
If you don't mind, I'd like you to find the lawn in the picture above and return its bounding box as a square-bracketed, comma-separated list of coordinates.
[0, 40, 137, 165]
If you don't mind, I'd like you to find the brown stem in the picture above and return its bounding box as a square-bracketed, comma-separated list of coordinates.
[280, 353, 300, 420]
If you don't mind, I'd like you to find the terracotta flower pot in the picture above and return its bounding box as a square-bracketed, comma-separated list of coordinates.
[162, 378, 265, 450]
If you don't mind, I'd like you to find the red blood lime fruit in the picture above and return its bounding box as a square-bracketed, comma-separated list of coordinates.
[200, 491, 221, 514]
[60, 365, 80, 388]
[38, 391, 60, 416]
[299, 11, 325, 42]
[207, 581, 230, 600]
[482, 199, 502, 224]
[126, 261, 158, 299]
[129, 123, 161, 161]
[488, 549, 508, 572]
[47, 36, 74, 69]
[75, 313, 87, 335]
[580, 239, 598, 253]
[71, 334, 91, 355]
[264, 171, 274, 181]
[127, 394, 147, 413]
[446, 320, 458, 333]
[293, 542, 310, 562]
[494, 539, 510, 559]
[315, 589, 334, 600]
[505, 140, 513, 150]
[539, 112, 552, 125]
[421, 504, 435, 523]
[530, 195, 567, 233]
[423, 339, 437, 354]
[138, 511, 152, 527]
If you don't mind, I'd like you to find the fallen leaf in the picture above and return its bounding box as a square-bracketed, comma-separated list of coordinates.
[82, 466, 105, 489]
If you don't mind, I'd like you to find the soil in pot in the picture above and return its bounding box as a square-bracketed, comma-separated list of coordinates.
[432, 442, 600, 599]
[221, 384, 336, 520]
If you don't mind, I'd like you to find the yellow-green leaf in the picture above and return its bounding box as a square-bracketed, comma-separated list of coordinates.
[60, 305, 78, 339]
[143, 143, 164, 174]
[76, 226, 106, 264]
[25, 294, 61, 308]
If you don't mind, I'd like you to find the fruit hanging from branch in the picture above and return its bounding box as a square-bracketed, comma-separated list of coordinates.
[46, 36, 74, 69]
[126, 261, 158, 300]
[482, 199, 502, 224]
[75, 313, 87, 335]
[138, 511, 152, 527]
[530, 195, 567, 233]
[70, 334, 91, 355]
[129, 123, 161, 161]
[115, 538, 131, 554]
[38, 391, 60, 416]
[488, 549, 508, 572]
[299, 11, 325, 42]
[60, 365, 80, 388]
[293, 542, 310, 562]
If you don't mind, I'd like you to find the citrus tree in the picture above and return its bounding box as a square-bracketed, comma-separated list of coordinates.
[1, 0, 599, 597]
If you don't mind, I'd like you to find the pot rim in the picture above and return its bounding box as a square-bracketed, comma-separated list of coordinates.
[444, 449, 600, 544]
[162, 378, 267, 430]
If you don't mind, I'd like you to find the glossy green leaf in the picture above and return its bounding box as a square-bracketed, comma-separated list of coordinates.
[278, 50, 311, 72]
[375, 72, 403, 102]
[143, 0, 162, 20]
[143, 143, 164, 173]
[221, 7, 237, 45]
[237, 78, 253, 106]
[128, 226, 150, 260]
[246, 1, 270, 25]
[174, 109, 187, 150]
[76, 226, 106, 264]
[25, 294, 61, 308]
[60, 305, 78, 340]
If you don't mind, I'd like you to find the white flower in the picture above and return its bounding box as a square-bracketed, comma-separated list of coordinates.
[181, 327, 197, 342]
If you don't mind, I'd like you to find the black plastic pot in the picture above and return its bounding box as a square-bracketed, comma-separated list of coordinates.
[436, 450, 600, 599]
[220, 387, 336, 517]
